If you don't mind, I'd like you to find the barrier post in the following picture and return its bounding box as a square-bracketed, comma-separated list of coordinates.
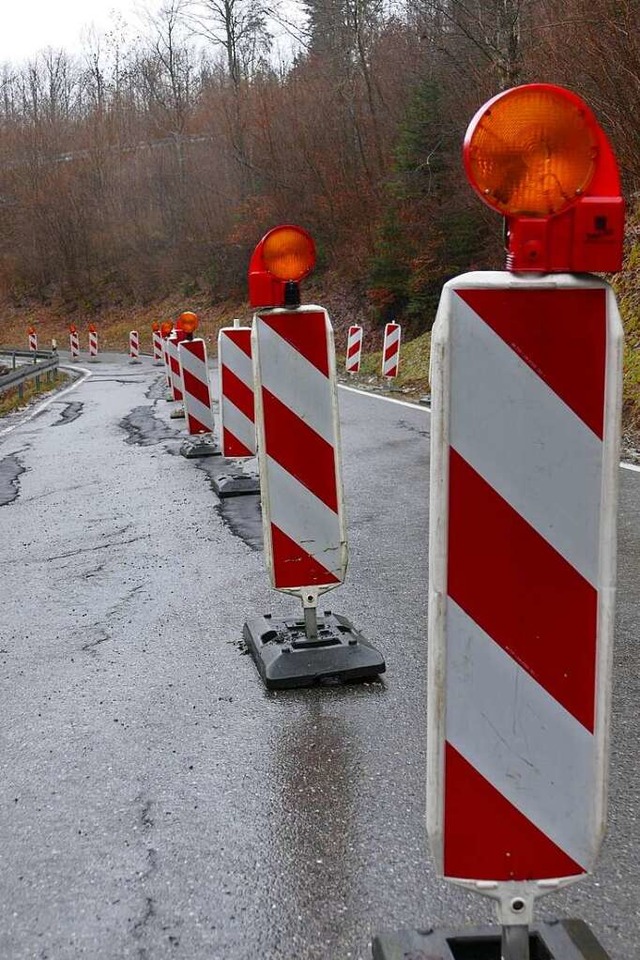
[345, 324, 362, 375]
[129, 329, 141, 364]
[69, 325, 79, 360]
[213, 319, 260, 497]
[242, 224, 385, 688]
[372, 84, 623, 960]
[177, 312, 220, 457]
[152, 321, 164, 365]
[88, 323, 99, 361]
[381, 321, 401, 381]
[27, 326, 37, 353]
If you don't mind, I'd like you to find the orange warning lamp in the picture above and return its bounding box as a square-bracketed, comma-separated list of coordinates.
[69, 324, 77, 334]
[463, 84, 624, 273]
[160, 321, 172, 338]
[88, 323, 97, 333]
[248, 224, 316, 308]
[178, 311, 199, 335]
[27, 325, 36, 334]
[152, 321, 160, 332]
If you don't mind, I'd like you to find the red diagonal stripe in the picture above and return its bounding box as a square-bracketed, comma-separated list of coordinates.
[271, 523, 340, 588]
[457, 288, 606, 438]
[384, 341, 398, 362]
[262, 388, 338, 512]
[223, 427, 252, 458]
[225, 328, 252, 357]
[347, 339, 361, 359]
[444, 743, 585, 880]
[448, 448, 597, 731]
[183, 368, 211, 408]
[222, 365, 254, 422]
[186, 414, 210, 435]
[259, 310, 329, 376]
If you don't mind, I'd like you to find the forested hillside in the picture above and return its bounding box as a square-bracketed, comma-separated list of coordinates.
[0, 0, 639, 428]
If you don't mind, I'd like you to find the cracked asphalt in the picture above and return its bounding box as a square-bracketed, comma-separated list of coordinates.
[0, 352, 638, 959]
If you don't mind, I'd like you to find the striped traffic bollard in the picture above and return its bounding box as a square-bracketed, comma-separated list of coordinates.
[214, 323, 260, 497]
[166, 335, 185, 417]
[246, 304, 385, 687]
[345, 324, 362, 375]
[129, 330, 141, 364]
[159, 322, 173, 399]
[373, 85, 625, 960]
[178, 337, 219, 457]
[381, 322, 401, 379]
[27, 327, 37, 352]
[88, 324, 98, 361]
[69, 327, 79, 361]
[152, 325, 164, 365]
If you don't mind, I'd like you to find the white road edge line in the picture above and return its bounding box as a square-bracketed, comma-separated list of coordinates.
[0, 364, 92, 439]
[337, 382, 640, 474]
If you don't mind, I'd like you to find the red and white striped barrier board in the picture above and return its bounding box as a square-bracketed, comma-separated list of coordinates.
[345, 325, 362, 374]
[178, 338, 214, 435]
[427, 273, 622, 901]
[129, 330, 140, 360]
[252, 306, 347, 592]
[89, 329, 98, 358]
[166, 336, 184, 401]
[163, 338, 171, 387]
[382, 322, 401, 378]
[218, 326, 255, 458]
[28, 331, 37, 352]
[69, 330, 79, 360]
[152, 329, 163, 363]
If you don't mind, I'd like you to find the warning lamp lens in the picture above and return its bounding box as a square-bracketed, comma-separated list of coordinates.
[152, 321, 160, 332]
[262, 226, 316, 282]
[69, 324, 77, 333]
[88, 323, 96, 333]
[27, 325, 35, 334]
[160, 321, 172, 337]
[178, 311, 199, 334]
[464, 85, 599, 217]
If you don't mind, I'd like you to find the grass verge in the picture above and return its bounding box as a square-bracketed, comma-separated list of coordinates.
[0, 371, 70, 417]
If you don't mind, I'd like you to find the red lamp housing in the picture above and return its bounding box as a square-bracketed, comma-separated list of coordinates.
[463, 84, 624, 273]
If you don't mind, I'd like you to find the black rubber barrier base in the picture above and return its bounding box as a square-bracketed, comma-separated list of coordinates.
[212, 472, 260, 497]
[371, 919, 611, 960]
[180, 436, 220, 458]
[243, 611, 386, 689]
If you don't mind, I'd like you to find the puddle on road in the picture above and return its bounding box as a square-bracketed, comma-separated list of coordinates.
[120, 406, 180, 446]
[52, 401, 84, 426]
[0, 453, 26, 505]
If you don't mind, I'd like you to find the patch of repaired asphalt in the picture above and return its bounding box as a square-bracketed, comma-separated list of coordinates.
[145, 377, 169, 401]
[120, 406, 180, 446]
[0, 453, 26, 505]
[193, 456, 263, 551]
[51, 401, 84, 426]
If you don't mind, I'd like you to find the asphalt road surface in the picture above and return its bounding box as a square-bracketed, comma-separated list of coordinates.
[1, 353, 638, 959]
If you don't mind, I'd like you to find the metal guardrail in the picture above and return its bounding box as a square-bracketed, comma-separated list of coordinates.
[0, 348, 59, 397]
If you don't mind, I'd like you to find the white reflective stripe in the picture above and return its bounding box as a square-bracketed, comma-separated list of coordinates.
[446, 599, 595, 869]
[220, 332, 252, 386]
[167, 341, 183, 392]
[185, 393, 214, 432]
[221, 398, 256, 455]
[384, 326, 400, 348]
[179, 342, 209, 384]
[255, 319, 333, 445]
[450, 295, 602, 586]
[266, 455, 344, 580]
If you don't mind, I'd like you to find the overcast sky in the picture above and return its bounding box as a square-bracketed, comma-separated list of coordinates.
[1, 1, 146, 65]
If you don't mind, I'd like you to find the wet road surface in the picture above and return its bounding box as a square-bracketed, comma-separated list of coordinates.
[0, 353, 638, 959]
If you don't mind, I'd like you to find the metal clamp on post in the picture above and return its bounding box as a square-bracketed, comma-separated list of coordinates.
[242, 224, 386, 689]
[373, 84, 623, 960]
